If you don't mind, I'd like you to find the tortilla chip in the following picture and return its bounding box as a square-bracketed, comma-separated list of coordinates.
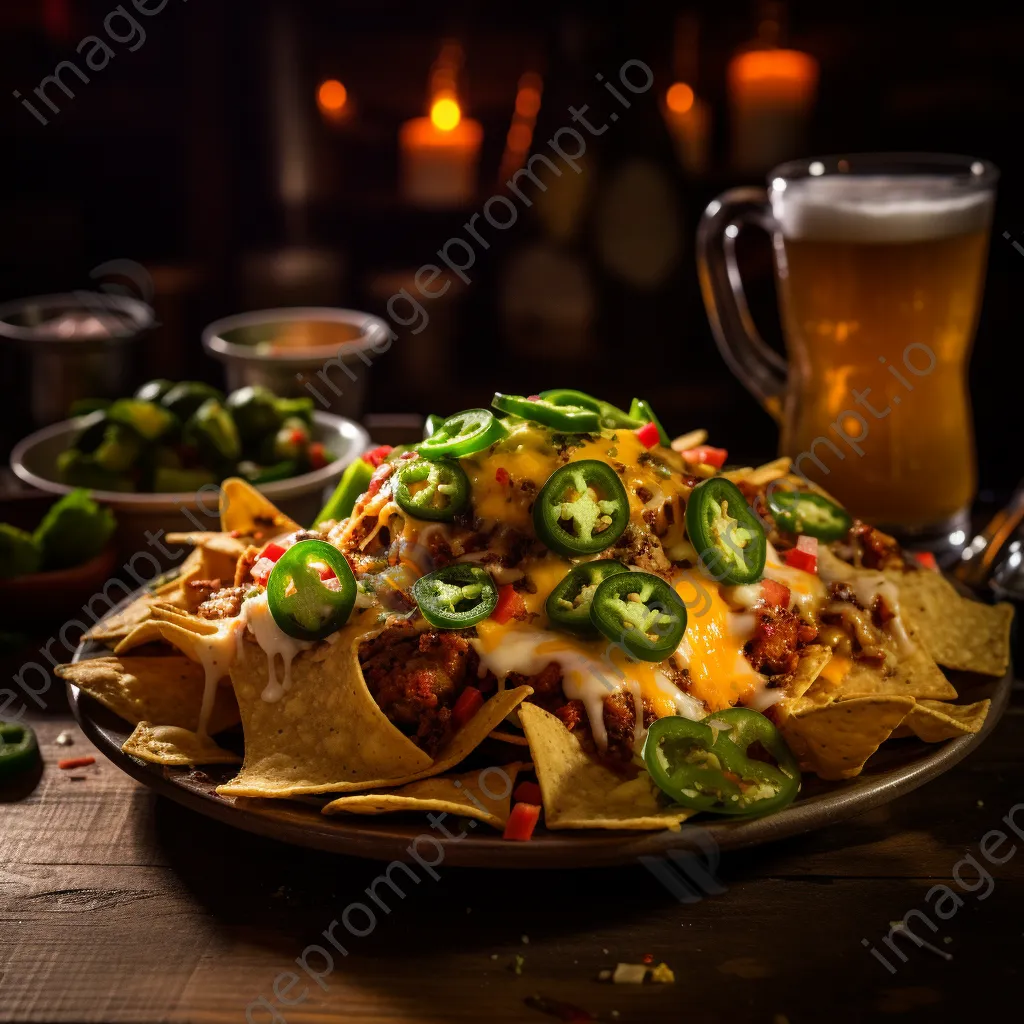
[123, 722, 241, 765]
[829, 643, 958, 701]
[324, 762, 529, 829]
[895, 699, 991, 743]
[219, 477, 299, 537]
[57, 656, 239, 734]
[518, 703, 694, 830]
[778, 695, 915, 780]
[786, 645, 833, 700]
[218, 629, 532, 799]
[723, 457, 791, 487]
[166, 531, 248, 561]
[885, 568, 1013, 677]
[149, 602, 223, 635]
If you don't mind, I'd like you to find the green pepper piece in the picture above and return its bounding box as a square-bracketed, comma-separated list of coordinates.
[266, 539, 356, 641]
[0, 720, 40, 781]
[533, 460, 630, 557]
[411, 563, 499, 628]
[314, 457, 374, 526]
[589, 570, 687, 661]
[545, 559, 629, 635]
[0, 524, 43, 579]
[492, 393, 601, 433]
[33, 489, 116, 570]
[423, 414, 445, 439]
[106, 398, 177, 441]
[540, 390, 641, 429]
[767, 488, 853, 541]
[94, 423, 144, 473]
[152, 466, 218, 493]
[160, 381, 225, 421]
[685, 478, 766, 586]
[134, 378, 175, 403]
[418, 409, 508, 458]
[629, 398, 670, 446]
[184, 399, 242, 463]
[56, 449, 134, 492]
[394, 458, 470, 522]
[644, 710, 800, 817]
[275, 396, 315, 424]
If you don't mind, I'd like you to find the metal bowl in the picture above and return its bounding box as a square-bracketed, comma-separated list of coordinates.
[10, 411, 369, 556]
[202, 307, 391, 420]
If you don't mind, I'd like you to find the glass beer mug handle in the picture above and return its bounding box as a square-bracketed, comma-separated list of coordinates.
[697, 188, 788, 421]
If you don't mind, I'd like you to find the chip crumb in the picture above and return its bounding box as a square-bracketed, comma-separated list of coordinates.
[55, 731, 74, 746]
[611, 963, 648, 985]
[513, 954, 525, 975]
[650, 962, 675, 984]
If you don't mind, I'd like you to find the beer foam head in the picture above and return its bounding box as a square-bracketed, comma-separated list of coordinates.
[773, 175, 993, 243]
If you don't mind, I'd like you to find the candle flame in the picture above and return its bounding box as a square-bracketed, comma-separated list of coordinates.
[430, 96, 462, 131]
[666, 82, 695, 114]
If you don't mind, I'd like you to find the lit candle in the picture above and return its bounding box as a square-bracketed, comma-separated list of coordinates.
[316, 78, 350, 126]
[662, 81, 710, 176]
[399, 96, 482, 208]
[727, 48, 818, 172]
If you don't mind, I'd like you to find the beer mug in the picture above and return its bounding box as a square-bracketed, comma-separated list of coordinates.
[698, 153, 997, 545]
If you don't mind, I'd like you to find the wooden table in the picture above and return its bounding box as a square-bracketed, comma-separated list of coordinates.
[3, 682, 1023, 1024]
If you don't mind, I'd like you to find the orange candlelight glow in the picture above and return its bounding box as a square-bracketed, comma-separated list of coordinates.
[430, 96, 462, 132]
[317, 79, 348, 117]
[728, 49, 818, 106]
[666, 82, 695, 114]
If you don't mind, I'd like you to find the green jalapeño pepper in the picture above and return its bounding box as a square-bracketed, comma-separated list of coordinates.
[644, 709, 800, 817]
[423, 413, 445, 439]
[539, 389, 640, 429]
[0, 720, 40, 781]
[492, 393, 600, 433]
[394, 458, 470, 521]
[685, 478, 766, 586]
[629, 398, 670, 446]
[767, 488, 852, 541]
[534, 461, 630, 556]
[418, 409, 508, 458]
[314, 457, 374, 526]
[267, 540, 356, 641]
[590, 570, 687, 661]
[412, 563, 499, 628]
[545, 559, 629, 635]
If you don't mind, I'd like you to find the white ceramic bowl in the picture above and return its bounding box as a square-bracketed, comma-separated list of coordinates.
[11, 411, 369, 556]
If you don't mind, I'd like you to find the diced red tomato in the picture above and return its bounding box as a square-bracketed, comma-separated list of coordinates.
[250, 557, 277, 586]
[318, 566, 336, 581]
[680, 445, 728, 468]
[784, 535, 818, 574]
[513, 780, 543, 805]
[366, 462, 393, 498]
[492, 584, 527, 625]
[289, 429, 306, 445]
[527, 394, 541, 401]
[913, 551, 939, 572]
[261, 542, 287, 562]
[503, 802, 542, 841]
[635, 421, 661, 448]
[362, 445, 394, 468]
[761, 578, 791, 608]
[452, 686, 484, 727]
[308, 442, 328, 470]
[495, 467, 510, 486]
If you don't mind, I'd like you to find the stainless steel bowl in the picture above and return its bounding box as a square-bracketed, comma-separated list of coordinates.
[202, 307, 391, 420]
[10, 411, 369, 557]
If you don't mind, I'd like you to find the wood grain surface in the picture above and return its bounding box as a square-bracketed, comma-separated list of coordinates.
[3, 685, 1024, 1024]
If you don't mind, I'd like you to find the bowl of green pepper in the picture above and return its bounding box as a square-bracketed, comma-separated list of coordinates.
[10, 380, 369, 554]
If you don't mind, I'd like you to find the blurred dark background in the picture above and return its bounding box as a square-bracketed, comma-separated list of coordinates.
[2, 0, 1022, 499]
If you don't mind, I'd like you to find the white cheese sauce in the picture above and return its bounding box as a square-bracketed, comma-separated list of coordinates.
[241, 592, 314, 703]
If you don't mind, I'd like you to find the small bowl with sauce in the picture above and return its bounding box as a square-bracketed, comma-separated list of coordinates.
[202, 308, 391, 421]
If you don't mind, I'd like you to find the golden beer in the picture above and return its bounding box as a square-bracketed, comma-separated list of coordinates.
[772, 176, 993, 530]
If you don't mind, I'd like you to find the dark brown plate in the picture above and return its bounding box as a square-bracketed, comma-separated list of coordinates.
[67, 611, 1012, 868]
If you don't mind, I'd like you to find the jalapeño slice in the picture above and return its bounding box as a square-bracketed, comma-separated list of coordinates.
[411, 564, 499, 628]
[267, 539, 356, 641]
[545, 559, 629, 635]
[644, 710, 800, 817]
[394, 458, 470, 522]
[0, 720, 39, 781]
[685, 478, 766, 586]
[539, 389, 640, 429]
[492, 393, 601, 433]
[590, 570, 687, 661]
[418, 409, 508, 458]
[533, 460, 630, 556]
[767, 488, 852, 541]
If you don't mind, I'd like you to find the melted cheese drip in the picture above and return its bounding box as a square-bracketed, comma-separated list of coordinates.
[241, 592, 314, 702]
[194, 618, 245, 738]
[672, 570, 763, 712]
